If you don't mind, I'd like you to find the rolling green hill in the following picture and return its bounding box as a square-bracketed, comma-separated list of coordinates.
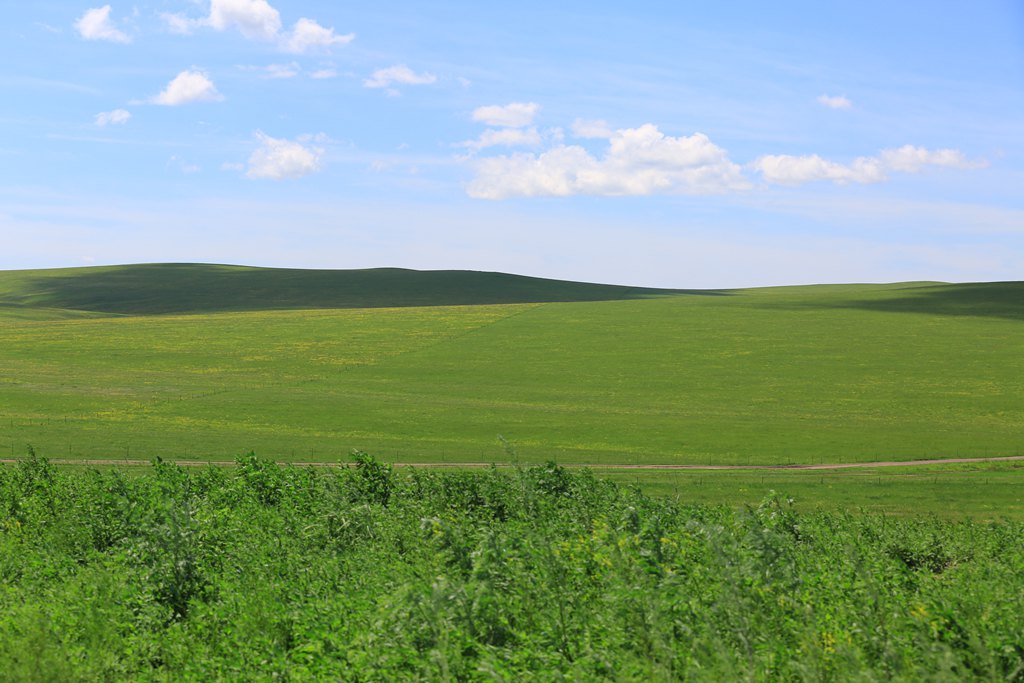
[0, 263, 689, 316]
[1, 264, 1022, 472]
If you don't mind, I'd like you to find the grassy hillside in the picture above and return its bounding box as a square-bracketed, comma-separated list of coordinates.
[1, 265, 1022, 469]
[0, 263, 685, 315]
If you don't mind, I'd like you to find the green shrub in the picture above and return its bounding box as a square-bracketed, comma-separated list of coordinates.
[0, 457, 1023, 680]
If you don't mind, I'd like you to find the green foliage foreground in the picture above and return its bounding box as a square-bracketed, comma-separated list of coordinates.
[2, 456, 1023, 681]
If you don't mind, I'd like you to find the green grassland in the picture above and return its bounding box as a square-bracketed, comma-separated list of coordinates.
[3, 457, 1024, 680]
[0, 264, 1019, 471]
[598, 465, 1024, 519]
[1, 264, 1022, 472]
[3, 265, 1024, 677]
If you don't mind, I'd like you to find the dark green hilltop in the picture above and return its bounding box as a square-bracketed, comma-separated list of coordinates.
[1, 262, 1022, 319]
[0, 263, 717, 315]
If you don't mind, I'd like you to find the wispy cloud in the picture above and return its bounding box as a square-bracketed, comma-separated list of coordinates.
[94, 109, 131, 126]
[571, 118, 613, 139]
[35, 22, 62, 34]
[310, 68, 338, 80]
[160, 11, 194, 35]
[258, 62, 300, 79]
[1, 76, 102, 95]
[458, 127, 544, 152]
[752, 145, 986, 185]
[817, 94, 852, 109]
[472, 102, 539, 128]
[239, 62, 345, 79]
[168, 155, 201, 174]
[363, 65, 437, 93]
[45, 133, 192, 147]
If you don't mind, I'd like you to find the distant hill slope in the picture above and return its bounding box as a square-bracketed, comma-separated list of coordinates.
[1, 263, 1021, 320]
[0, 263, 701, 315]
[753, 280, 1024, 321]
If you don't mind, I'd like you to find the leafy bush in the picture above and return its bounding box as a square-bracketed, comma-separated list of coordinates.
[0, 456, 1022, 680]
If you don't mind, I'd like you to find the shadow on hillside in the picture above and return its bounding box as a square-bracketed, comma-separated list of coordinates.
[796, 282, 1024, 322]
[11, 264, 731, 315]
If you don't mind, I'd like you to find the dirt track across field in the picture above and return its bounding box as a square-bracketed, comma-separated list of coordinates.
[3, 455, 1023, 470]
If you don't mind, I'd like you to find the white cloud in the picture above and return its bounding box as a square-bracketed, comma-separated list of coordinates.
[752, 154, 885, 185]
[207, 0, 281, 39]
[94, 109, 131, 126]
[753, 145, 986, 185]
[310, 68, 337, 79]
[817, 94, 852, 109]
[74, 5, 131, 43]
[281, 18, 354, 53]
[262, 62, 300, 79]
[245, 131, 324, 180]
[160, 12, 194, 34]
[468, 124, 748, 199]
[472, 102, 539, 128]
[571, 118, 612, 139]
[459, 127, 544, 152]
[160, 1, 353, 53]
[151, 69, 223, 106]
[363, 65, 437, 90]
[878, 145, 986, 172]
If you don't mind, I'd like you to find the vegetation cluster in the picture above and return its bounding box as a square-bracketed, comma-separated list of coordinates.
[2, 454, 1022, 681]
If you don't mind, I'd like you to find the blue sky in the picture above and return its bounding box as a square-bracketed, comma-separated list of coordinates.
[2, 1, 1022, 287]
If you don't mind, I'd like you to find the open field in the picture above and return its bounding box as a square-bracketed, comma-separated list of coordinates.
[2, 264, 1023, 470]
[599, 464, 1024, 519]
